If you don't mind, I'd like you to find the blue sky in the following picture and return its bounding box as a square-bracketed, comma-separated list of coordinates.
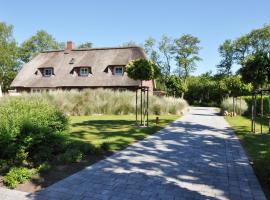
[1, 0, 269, 75]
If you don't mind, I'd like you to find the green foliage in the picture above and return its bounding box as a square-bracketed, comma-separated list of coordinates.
[0, 97, 68, 164]
[239, 51, 270, 89]
[173, 34, 201, 79]
[165, 75, 187, 97]
[19, 30, 62, 63]
[37, 162, 51, 172]
[0, 22, 19, 92]
[217, 40, 234, 75]
[185, 74, 252, 106]
[58, 149, 83, 163]
[77, 42, 93, 49]
[4, 167, 34, 189]
[217, 25, 270, 96]
[221, 97, 248, 114]
[126, 59, 160, 83]
[66, 140, 96, 155]
[222, 75, 252, 97]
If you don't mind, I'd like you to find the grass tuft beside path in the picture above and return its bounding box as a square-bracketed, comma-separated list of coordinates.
[225, 115, 270, 198]
[70, 115, 179, 151]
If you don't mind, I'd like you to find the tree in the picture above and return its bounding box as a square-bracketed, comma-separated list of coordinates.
[144, 37, 161, 67]
[165, 75, 187, 98]
[239, 51, 270, 89]
[126, 59, 160, 86]
[19, 30, 62, 63]
[217, 40, 234, 75]
[0, 22, 19, 92]
[217, 24, 270, 69]
[223, 75, 252, 96]
[78, 42, 93, 49]
[121, 41, 139, 47]
[158, 35, 174, 76]
[173, 34, 201, 79]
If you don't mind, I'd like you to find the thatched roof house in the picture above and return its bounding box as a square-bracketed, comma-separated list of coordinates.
[11, 41, 154, 93]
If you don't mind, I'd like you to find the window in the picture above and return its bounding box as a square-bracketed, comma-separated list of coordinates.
[80, 67, 89, 76]
[44, 68, 53, 77]
[114, 66, 123, 76]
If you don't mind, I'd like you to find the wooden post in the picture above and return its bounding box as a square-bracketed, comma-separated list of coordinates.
[251, 94, 254, 132]
[261, 91, 263, 134]
[233, 96, 235, 116]
[240, 96, 242, 116]
[136, 89, 138, 125]
[143, 88, 146, 126]
[255, 94, 257, 132]
[269, 92, 270, 134]
[140, 87, 142, 125]
[147, 88, 149, 127]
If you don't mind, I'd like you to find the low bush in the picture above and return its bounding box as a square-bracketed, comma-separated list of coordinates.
[58, 149, 84, 163]
[0, 97, 69, 169]
[37, 162, 52, 172]
[221, 97, 248, 114]
[4, 167, 35, 189]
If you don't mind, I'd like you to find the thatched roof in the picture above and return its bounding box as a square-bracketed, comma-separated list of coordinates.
[11, 46, 147, 88]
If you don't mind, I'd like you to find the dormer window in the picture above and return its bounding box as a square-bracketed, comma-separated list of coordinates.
[114, 66, 124, 76]
[80, 67, 89, 76]
[44, 68, 53, 77]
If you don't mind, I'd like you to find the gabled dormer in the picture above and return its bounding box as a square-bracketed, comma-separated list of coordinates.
[35, 67, 55, 77]
[70, 66, 92, 77]
[104, 65, 125, 76]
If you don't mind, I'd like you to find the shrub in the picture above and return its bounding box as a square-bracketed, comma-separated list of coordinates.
[37, 162, 51, 172]
[66, 140, 96, 155]
[4, 167, 34, 189]
[0, 97, 68, 165]
[221, 97, 248, 114]
[58, 149, 84, 163]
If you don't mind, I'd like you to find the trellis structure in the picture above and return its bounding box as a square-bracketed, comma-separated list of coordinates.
[135, 86, 149, 127]
[251, 89, 270, 134]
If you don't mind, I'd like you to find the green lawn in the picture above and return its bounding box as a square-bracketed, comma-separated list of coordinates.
[70, 115, 179, 151]
[225, 115, 270, 198]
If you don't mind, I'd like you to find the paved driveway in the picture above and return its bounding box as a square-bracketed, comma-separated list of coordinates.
[1, 107, 266, 200]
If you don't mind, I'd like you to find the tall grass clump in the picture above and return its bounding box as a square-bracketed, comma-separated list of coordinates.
[221, 97, 248, 114]
[20, 89, 188, 116]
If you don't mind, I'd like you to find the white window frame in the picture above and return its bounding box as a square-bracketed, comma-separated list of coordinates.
[44, 68, 53, 77]
[80, 67, 89, 77]
[114, 66, 124, 76]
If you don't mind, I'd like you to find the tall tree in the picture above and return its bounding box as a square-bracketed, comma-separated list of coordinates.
[144, 37, 161, 67]
[20, 30, 62, 63]
[158, 35, 174, 76]
[217, 40, 234, 75]
[78, 42, 93, 49]
[173, 34, 201, 79]
[0, 22, 18, 92]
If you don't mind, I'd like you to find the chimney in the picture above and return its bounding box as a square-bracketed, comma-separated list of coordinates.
[66, 41, 74, 50]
